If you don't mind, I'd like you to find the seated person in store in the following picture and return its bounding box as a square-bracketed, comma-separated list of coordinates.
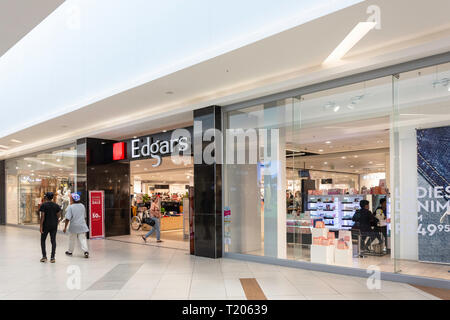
[374, 198, 388, 250]
[142, 198, 163, 243]
[353, 200, 378, 251]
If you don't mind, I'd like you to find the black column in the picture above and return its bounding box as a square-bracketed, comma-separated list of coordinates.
[0, 160, 5, 225]
[76, 138, 130, 237]
[193, 106, 222, 259]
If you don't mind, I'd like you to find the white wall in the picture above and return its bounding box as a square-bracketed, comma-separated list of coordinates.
[227, 164, 262, 254]
[0, 0, 362, 138]
[394, 125, 419, 260]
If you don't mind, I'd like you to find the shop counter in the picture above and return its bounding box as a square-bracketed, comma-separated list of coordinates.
[160, 215, 183, 231]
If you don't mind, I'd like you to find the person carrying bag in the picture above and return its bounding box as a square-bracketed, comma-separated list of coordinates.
[142, 198, 163, 243]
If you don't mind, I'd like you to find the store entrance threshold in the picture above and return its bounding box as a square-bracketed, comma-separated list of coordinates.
[108, 229, 189, 251]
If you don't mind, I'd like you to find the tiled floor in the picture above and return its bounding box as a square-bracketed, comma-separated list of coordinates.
[248, 244, 450, 280]
[0, 225, 444, 300]
[109, 229, 189, 250]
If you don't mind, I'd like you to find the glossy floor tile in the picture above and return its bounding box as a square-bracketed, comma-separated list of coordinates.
[0, 225, 443, 300]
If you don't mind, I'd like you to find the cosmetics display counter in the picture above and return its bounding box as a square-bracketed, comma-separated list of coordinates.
[307, 194, 364, 231]
[287, 215, 312, 245]
[310, 222, 353, 266]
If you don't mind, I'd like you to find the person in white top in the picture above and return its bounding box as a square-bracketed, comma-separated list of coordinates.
[63, 193, 90, 258]
[374, 198, 388, 250]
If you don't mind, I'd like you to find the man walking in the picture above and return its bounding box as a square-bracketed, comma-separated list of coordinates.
[64, 193, 90, 258]
[39, 192, 62, 263]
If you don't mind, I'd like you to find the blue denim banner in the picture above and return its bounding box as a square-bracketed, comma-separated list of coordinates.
[417, 126, 450, 264]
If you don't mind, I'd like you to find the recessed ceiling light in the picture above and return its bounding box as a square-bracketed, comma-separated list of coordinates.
[15, 166, 19, 170]
[341, 156, 347, 159]
[133, 136, 137, 139]
[325, 141, 332, 144]
[136, 164, 140, 167]
[369, 161, 373, 164]
[354, 155, 358, 158]
[350, 165, 354, 168]
[333, 105, 340, 113]
[318, 149, 324, 152]
[163, 130, 167, 133]
[101, 142, 106, 145]
[56, 158, 61, 162]
[27, 164, 32, 168]
[324, 162, 328, 165]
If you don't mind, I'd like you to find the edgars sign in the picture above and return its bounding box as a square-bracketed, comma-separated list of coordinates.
[114, 127, 193, 167]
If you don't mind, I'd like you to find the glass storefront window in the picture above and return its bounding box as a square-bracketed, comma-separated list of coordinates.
[393, 62, 450, 278]
[5, 145, 76, 228]
[224, 62, 450, 281]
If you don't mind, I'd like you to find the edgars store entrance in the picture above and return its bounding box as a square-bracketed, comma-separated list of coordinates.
[111, 155, 194, 251]
[109, 141, 194, 251]
[76, 106, 223, 258]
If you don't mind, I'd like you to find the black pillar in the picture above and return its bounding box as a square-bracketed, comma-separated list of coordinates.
[193, 106, 222, 258]
[0, 160, 5, 225]
[76, 138, 130, 238]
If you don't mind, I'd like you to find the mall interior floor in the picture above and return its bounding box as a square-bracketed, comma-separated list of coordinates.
[0, 225, 442, 300]
[109, 229, 189, 250]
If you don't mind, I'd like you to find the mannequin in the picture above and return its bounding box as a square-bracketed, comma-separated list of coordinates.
[56, 189, 63, 207]
[61, 187, 70, 219]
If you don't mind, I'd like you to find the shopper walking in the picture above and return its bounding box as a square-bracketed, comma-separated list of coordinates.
[64, 193, 90, 258]
[39, 192, 62, 263]
[142, 198, 163, 243]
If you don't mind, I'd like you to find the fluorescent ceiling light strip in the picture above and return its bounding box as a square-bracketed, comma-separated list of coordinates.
[323, 21, 376, 64]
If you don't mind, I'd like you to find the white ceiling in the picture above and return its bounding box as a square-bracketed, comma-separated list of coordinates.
[130, 157, 193, 184]
[1, 0, 450, 159]
[0, 0, 64, 58]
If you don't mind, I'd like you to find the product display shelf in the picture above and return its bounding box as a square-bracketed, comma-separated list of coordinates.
[307, 196, 339, 230]
[338, 195, 364, 230]
[286, 215, 312, 245]
[307, 194, 365, 231]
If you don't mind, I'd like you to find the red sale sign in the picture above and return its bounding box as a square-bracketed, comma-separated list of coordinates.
[89, 190, 105, 239]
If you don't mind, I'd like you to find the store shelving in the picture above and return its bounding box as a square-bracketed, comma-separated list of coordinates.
[307, 194, 364, 230]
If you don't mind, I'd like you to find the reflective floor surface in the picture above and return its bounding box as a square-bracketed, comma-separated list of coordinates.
[0, 226, 442, 300]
